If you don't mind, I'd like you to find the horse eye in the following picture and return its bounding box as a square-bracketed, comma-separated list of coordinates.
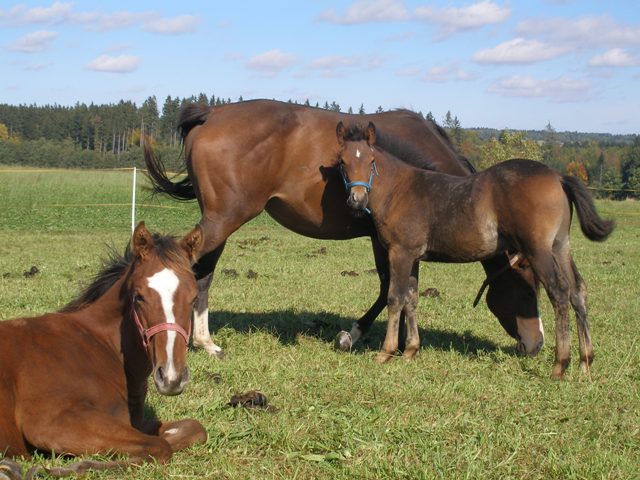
[134, 294, 145, 303]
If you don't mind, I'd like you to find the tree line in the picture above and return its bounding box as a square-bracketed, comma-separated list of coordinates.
[0, 94, 638, 198]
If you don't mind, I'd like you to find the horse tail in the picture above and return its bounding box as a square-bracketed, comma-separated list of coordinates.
[561, 175, 615, 241]
[16, 458, 132, 479]
[144, 104, 210, 202]
[178, 103, 211, 140]
[143, 138, 196, 201]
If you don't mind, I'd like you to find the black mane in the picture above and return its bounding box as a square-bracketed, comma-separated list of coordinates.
[343, 124, 438, 171]
[61, 234, 188, 313]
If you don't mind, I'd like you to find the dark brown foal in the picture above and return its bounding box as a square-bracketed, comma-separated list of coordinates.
[337, 122, 614, 378]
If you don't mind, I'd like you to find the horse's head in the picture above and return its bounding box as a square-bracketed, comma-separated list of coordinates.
[128, 222, 202, 396]
[336, 121, 378, 216]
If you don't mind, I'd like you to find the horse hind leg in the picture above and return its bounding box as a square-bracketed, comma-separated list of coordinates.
[0, 403, 29, 458]
[192, 242, 227, 358]
[568, 257, 593, 374]
[528, 249, 572, 378]
[401, 261, 421, 361]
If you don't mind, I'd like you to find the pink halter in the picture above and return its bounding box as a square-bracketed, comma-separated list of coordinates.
[132, 305, 190, 351]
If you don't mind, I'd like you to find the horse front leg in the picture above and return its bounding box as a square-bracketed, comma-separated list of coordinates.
[23, 409, 173, 463]
[192, 242, 227, 358]
[375, 248, 414, 363]
[142, 419, 207, 453]
[335, 235, 390, 351]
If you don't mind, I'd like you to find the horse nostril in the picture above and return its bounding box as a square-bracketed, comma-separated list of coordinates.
[154, 366, 165, 384]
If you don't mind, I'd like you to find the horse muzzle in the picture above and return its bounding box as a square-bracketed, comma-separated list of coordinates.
[347, 188, 369, 215]
[515, 315, 545, 356]
[153, 364, 190, 396]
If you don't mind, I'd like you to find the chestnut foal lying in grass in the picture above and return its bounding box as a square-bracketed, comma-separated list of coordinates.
[0, 222, 207, 476]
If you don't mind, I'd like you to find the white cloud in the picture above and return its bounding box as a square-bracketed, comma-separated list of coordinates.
[0, 1, 71, 25]
[423, 63, 479, 82]
[588, 48, 640, 68]
[8, 30, 58, 53]
[143, 15, 200, 34]
[85, 54, 142, 73]
[318, 0, 408, 24]
[246, 49, 297, 75]
[489, 75, 592, 102]
[0, 3, 200, 34]
[70, 11, 153, 31]
[415, 1, 510, 38]
[517, 15, 640, 49]
[473, 37, 571, 64]
[310, 55, 361, 78]
[308, 54, 384, 78]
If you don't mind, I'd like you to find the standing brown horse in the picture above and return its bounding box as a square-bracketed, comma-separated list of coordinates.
[144, 99, 544, 358]
[336, 122, 614, 378]
[0, 222, 206, 474]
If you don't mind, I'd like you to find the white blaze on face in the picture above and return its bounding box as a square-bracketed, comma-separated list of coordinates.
[356, 148, 361, 158]
[148, 268, 180, 378]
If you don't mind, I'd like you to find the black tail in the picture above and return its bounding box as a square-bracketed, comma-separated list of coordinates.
[561, 175, 615, 241]
[144, 103, 211, 201]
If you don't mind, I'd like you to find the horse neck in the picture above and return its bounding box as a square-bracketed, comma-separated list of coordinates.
[77, 274, 150, 377]
[74, 275, 126, 350]
[369, 152, 415, 212]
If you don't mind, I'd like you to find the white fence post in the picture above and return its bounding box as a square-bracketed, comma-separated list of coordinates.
[131, 167, 137, 235]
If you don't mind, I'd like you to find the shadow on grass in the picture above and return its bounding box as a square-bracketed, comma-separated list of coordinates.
[206, 310, 512, 358]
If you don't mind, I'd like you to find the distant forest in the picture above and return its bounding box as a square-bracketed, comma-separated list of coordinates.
[1, 93, 639, 198]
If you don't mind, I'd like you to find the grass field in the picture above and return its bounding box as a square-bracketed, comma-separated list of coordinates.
[0, 168, 639, 479]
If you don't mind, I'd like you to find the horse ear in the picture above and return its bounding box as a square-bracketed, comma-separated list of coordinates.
[366, 122, 376, 146]
[336, 121, 346, 146]
[180, 224, 203, 264]
[132, 221, 155, 261]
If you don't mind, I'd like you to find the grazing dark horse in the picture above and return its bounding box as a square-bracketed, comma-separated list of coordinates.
[336, 122, 614, 378]
[0, 222, 207, 474]
[144, 99, 544, 358]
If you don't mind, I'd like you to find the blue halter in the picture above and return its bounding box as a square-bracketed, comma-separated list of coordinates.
[339, 159, 378, 214]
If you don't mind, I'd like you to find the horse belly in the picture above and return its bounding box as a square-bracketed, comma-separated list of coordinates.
[425, 218, 500, 263]
[265, 188, 373, 240]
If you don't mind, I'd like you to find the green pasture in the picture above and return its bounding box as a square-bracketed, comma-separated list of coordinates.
[0, 168, 638, 479]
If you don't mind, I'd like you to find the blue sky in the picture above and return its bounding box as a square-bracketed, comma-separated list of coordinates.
[1, 1, 639, 134]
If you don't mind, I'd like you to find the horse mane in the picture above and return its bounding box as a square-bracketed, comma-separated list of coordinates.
[391, 109, 477, 174]
[61, 234, 191, 313]
[342, 124, 438, 171]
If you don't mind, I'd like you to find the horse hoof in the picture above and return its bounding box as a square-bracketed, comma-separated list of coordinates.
[334, 331, 353, 352]
[374, 352, 393, 363]
[402, 349, 418, 361]
[197, 342, 225, 359]
[550, 365, 565, 379]
[580, 359, 593, 375]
